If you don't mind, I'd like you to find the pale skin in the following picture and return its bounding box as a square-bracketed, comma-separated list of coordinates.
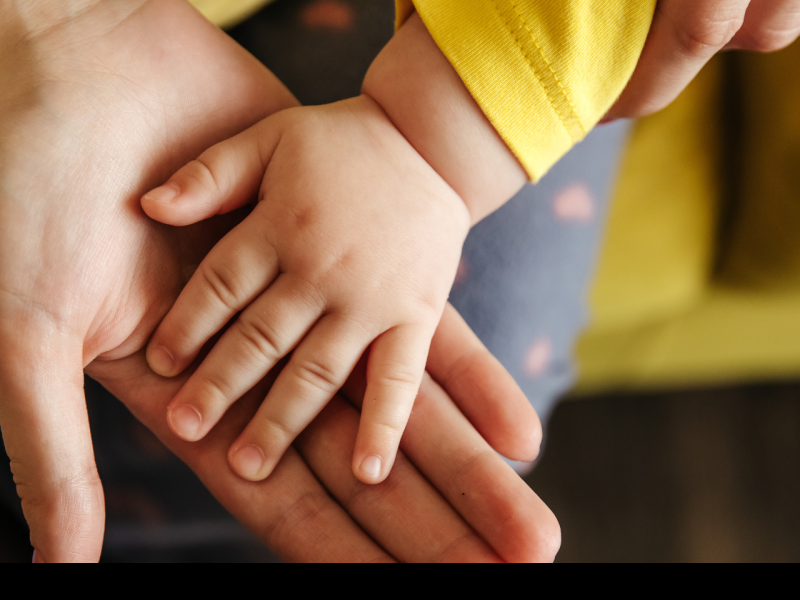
[0, 0, 552, 563]
[142, 13, 528, 485]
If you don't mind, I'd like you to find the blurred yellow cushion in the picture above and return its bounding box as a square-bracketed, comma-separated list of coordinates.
[577, 42, 800, 393]
[588, 58, 723, 334]
[189, 0, 275, 29]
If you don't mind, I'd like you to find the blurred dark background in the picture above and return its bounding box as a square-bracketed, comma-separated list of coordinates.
[4, 382, 800, 562]
[529, 384, 800, 562]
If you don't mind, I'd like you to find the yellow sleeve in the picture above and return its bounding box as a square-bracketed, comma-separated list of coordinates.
[396, 0, 656, 182]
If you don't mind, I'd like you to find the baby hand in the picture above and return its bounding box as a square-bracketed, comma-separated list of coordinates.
[142, 96, 470, 484]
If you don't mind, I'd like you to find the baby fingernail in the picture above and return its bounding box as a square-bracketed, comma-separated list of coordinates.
[231, 445, 265, 480]
[148, 345, 175, 376]
[144, 182, 180, 204]
[359, 456, 383, 482]
[168, 405, 203, 441]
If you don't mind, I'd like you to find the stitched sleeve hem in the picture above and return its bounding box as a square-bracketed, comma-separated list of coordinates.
[397, 0, 654, 182]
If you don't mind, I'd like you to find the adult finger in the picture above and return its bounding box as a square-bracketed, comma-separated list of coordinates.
[404, 373, 560, 562]
[141, 116, 284, 227]
[96, 352, 392, 563]
[426, 303, 542, 462]
[97, 347, 542, 562]
[296, 397, 502, 563]
[728, 0, 800, 52]
[342, 367, 561, 563]
[0, 325, 104, 563]
[606, 0, 751, 120]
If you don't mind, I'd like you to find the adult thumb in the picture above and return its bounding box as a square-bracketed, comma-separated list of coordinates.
[0, 331, 105, 563]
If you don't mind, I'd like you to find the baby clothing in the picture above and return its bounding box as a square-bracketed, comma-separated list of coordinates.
[394, 0, 653, 181]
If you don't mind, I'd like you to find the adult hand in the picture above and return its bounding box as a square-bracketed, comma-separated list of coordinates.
[90, 304, 557, 563]
[606, 0, 800, 120]
[0, 0, 553, 562]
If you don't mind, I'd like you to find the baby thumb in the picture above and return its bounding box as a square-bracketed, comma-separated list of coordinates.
[141, 116, 283, 227]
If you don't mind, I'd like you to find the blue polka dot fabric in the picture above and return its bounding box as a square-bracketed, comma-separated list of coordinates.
[450, 122, 630, 472]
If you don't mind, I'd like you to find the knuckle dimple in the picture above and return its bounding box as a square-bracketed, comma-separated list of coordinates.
[186, 155, 222, 195]
[374, 367, 420, 393]
[366, 421, 405, 446]
[239, 315, 284, 363]
[199, 262, 245, 312]
[677, 15, 744, 55]
[199, 372, 235, 404]
[258, 414, 296, 443]
[294, 358, 342, 393]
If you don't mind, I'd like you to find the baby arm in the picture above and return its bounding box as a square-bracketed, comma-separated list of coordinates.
[141, 13, 527, 485]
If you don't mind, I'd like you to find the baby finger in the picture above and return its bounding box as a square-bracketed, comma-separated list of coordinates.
[228, 315, 370, 481]
[165, 274, 324, 442]
[146, 214, 280, 378]
[353, 322, 434, 485]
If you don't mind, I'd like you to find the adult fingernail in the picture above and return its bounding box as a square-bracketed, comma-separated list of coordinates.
[148, 345, 175, 376]
[230, 445, 265, 480]
[168, 405, 203, 441]
[32, 549, 45, 564]
[143, 182, 180, 204]
[359, 456, 382, 482]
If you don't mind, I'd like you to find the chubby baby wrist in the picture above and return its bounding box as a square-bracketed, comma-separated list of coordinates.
[362, 12, 526, 225]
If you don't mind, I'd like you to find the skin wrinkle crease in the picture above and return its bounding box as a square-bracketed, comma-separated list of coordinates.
[490, 0, 585, 142]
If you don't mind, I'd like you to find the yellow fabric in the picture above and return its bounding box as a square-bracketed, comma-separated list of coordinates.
[577, 42, 800, 393]
[588, 59, 723, 334]
[577, 288, 800, 392]
[396, 0, 655, 182]
[189, 0, 274, 29]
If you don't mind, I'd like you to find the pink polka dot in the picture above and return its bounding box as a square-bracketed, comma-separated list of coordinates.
[524, 338, 552, 378]
[300, 0, 355, 30]
[553, 184, 595, 223]
[454, 258, 469, 285]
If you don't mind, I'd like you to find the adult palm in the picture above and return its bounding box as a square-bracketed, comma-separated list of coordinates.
[0, 0, 555, 562]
